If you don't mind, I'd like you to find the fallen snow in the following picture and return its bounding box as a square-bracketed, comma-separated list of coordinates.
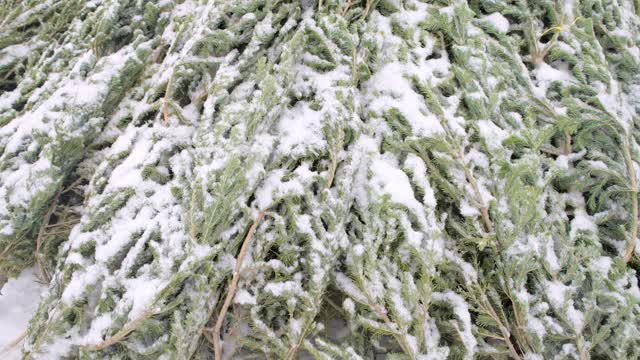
[366, 62, 444, 138]
[0, 268, 46, 359]
[482, 13, 510, 33]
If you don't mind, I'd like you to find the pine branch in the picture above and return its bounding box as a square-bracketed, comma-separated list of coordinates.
[212, 209, 267, 360]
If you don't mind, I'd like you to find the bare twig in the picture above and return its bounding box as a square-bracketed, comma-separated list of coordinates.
[540, 145, 562, 156]
[0, 330, 27, 355]
[563, 129, 572, 156]
[212, 209, 267, 360]
[457, 152, 493, 233]
[351, 47, 358, 86]
[61, 177, 84, 195]
[284, 321, 315, 360]
[326, 128, 344, 190]
[340, 0, 353, 16]
[162, 73, 175, 126]
[44, 219, 79, 229]
[363, 0, 374, 19]
[84, 310, 152, 351]
[479, 293, 522, 360]
[623, 139, 638, 263]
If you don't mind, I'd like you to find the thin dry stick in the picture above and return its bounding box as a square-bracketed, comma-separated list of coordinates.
[540, 145, 562, 156]
[623, 139, 638, 263]
[326, 128, 343, 189]
[562, 129, 572, 156]
[363, 0, 374, 18]
[212, 209, 267, 360]
[84, 310, 152, 351]
[351, 47, 358, 86]
[457, 152, 493, 233]
[0, 330, 27, 355]
[340, 0, 353, 16]
[188, 186, 198, 242]
[61, 176, 84, 195]
[284, 321, 315, 360]
[162, 73, 175, 126]
[358, 286, 416, 360]
[44, 219, 78, 228]
[480, 294, 522, 360]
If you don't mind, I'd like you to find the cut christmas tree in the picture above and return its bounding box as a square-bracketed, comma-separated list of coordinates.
[0, 0, 639, 359]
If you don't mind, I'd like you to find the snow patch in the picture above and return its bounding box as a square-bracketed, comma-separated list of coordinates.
[0, 268, 46, 359]
[482, 13, 510, 33]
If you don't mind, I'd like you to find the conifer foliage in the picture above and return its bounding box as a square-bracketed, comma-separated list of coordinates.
[1, 0, 639, 358]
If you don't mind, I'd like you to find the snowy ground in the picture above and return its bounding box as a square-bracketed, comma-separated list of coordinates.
[0, 268, 46, 359]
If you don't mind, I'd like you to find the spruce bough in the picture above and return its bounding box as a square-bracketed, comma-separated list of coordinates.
[0, 0, 638, 359]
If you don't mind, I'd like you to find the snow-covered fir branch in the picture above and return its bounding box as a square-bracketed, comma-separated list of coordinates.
[0, 0, 638, 359]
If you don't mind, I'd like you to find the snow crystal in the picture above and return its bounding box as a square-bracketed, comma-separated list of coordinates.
[545, 280, 568, 309]
[439, 6, 454, 17]
[264, 281, 301, 297]
[524, 354, 544, 360]
[0, 43, 33, 67]
[534, 63, 572, 83]
[343, 298, 355, 315]
[566, 302, 584, 332]
[404, 154, 437, 208]
[459, 200, 480, 217]
[255, 169, 305, 209]
[466, 149, 489, 169]
[82, 314, 112, 345]
[527, 313, 547, 339]
[563, 0, 576, 22]
[61, 264, 102, 304]
[365, 62, 444, 137]
[234, 289, 257, 305]
[531, 62, 572, 96]
[370, 156, 423, 215]
[335, 273, 367, 303]
[482, 13, 510, 34]
[397, 216, 422, 248]
[390, 292, 412, 324]
[567, 192, 597, 240]
[554, 155, 569, 170]
[276, 102, 324, 156]
[444, 250, 478, 284]
[289, 318, 303, 337]
[477, 120, 507, 150]
[432, 291, 476, 357]
[542, 236, 561, 272]
[590, 256, 612, 277]
[587, 160, 608, 170]
[352, 244, 365, 257]
[406, 334, 418, 357]
[122, 277, 165, 320]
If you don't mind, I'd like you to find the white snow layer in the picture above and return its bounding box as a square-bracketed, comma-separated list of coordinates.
[0, 268, 46, 359]
[482, 13, 510, 33]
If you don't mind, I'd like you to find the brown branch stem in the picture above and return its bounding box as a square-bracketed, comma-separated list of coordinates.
[212, 209, 267, 360]
[0, 330, 27, 355]
[623, 139, 638, 263]
[84, 310, 152, 351]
